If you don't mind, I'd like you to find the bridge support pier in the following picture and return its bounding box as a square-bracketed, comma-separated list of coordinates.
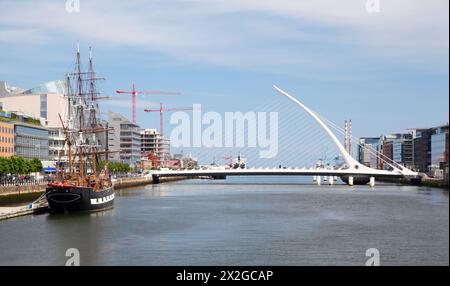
[369, 177, 375, 187]
[348, 176, 354, 186]
[316, 176, 321, 185]
[328, 176, 334, 185]
[152, 174, 160, 184]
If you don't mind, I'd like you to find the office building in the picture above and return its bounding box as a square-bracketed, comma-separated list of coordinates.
[430, 124, 449, 178]
[108, 111, 141, 165]
[392, 133, 414, 169]
[0, 120, 14, 157]
[0, 80, 68, 127]
[48, 127, 67, 162]
[140, 128, 170, 166]
[0, 109, 48, 160]
[1, 80, 68, 163]
[10, 112, 49, 160]
[406, 128, 432, 172]
[358, 137, 381, 169]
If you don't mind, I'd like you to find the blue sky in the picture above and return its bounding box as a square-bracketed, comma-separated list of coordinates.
[0, 0, 448, 163]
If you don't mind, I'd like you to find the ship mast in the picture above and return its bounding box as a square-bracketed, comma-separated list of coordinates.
[65, 72, 73, 179]
[75, 43, 85, 181]
[56, 44, 112, 189]
[88, 47, 97, 176]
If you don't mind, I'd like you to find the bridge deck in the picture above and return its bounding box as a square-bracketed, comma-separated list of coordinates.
[152, 168, 404, 178]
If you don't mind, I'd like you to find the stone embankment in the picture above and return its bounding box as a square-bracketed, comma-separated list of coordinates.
[0, 175, 190, 220]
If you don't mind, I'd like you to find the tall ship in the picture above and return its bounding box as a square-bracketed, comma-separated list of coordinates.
[46, 45, 114, 213]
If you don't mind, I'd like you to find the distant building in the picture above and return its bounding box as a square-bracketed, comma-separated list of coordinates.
[48, 127, 67, 162]
[393, 133, 414, 169]
[139, 158, 154, 171]
[166, 159, 182, 170]
[108, 111, 141, 165]
[430, 124, 449, 178]
[381, 140, 393, 170]
[140, 128, 170, 166]
[172, 153, 198, 169]
[9, 112, 49, 160]
[379, 134, 400, 169]
[14, 122, 49, 160]
[358, 137, 381, 169]
[405, 128, 432, 172]
[360, 125, 448, 176]
[0, 80, 68, 127]
[1, 80, 68, 163]
[0, 120, 14, 158]
[0, 110, 49, 160]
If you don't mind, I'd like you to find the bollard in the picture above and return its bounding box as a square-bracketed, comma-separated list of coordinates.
[369, 177, 375, 188]
[348, 176, 354, 186]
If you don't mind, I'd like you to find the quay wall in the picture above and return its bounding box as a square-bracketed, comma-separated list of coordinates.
[0, 175, 191, 205]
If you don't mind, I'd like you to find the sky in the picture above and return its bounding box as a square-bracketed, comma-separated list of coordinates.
[0, 0, 448, 164]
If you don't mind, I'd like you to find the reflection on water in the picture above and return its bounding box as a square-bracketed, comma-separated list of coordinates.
[0, 177, 448, 265]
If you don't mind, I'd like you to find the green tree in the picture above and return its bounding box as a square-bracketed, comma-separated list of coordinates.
[9, 156, 19, 174]
[16, 156, 27, 175]
[0, 157, 10, 177]
[0, 156, 44, 177]
[30, 158, 43, 172]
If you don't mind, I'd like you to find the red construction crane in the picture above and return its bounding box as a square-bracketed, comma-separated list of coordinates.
[115, 83, 180, 124]
[144, 102, 193, 138]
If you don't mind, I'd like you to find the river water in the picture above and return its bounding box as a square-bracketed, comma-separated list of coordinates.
[0, 177, 448, 266]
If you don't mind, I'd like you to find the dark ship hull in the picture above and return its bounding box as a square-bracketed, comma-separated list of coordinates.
[46, 184, 114, 213]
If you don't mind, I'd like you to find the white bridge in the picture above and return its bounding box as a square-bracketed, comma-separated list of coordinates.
[151, 86, 420, 186]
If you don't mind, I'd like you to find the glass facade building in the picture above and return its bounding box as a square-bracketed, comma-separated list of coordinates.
[14, 123, 49, 160]
[107, 111, 141, 165]
[119, 123, 141, 164]
[358, 137, 381, 169]
[412, 128, 432, 172]
[431, 126, 449, 170]
[22, 80, 67, 95]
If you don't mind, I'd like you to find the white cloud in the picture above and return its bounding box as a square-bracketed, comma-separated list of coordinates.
[0, 0, 448, 74]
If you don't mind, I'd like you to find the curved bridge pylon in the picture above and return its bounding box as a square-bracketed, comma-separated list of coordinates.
[273, 85, 420, 184]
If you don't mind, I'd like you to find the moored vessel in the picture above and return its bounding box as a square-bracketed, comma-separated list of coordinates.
[46, 45, 114, 213]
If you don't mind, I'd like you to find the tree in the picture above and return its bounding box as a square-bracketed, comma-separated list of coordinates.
[9, 156, 19, 174]
[15, 156, 27, 175]
[23, 159, 32, 175]
[30, 158, 43, 172]
[0, 157, 10, 177]
[102, 161, 131, 173]
[0, 156, 44, 178]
